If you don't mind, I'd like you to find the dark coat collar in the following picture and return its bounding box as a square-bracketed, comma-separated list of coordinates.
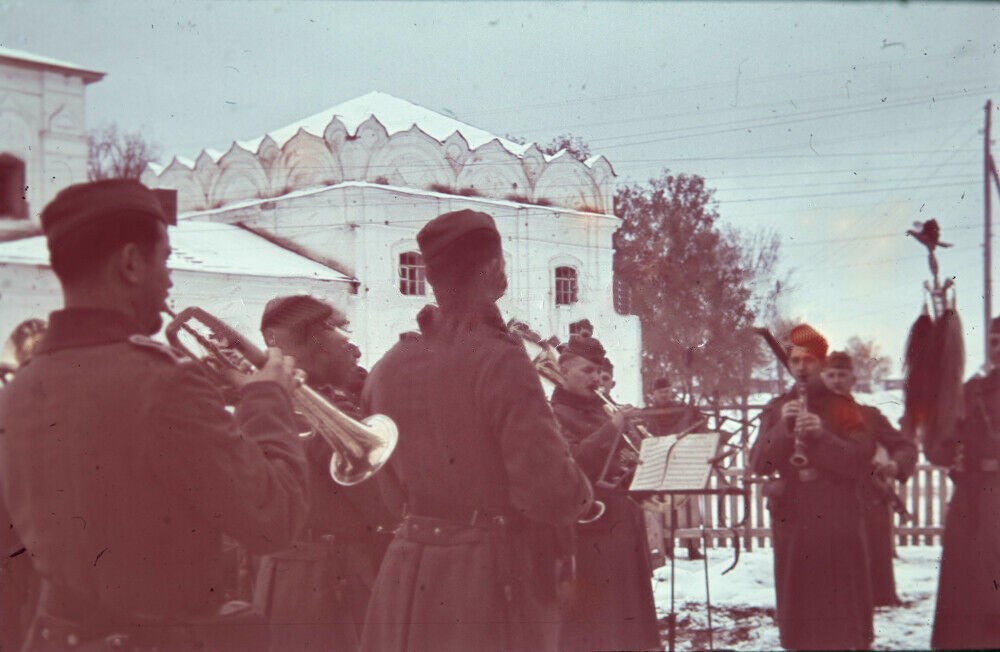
[35, 308, 140, 355]
[551, 385, 602, 411]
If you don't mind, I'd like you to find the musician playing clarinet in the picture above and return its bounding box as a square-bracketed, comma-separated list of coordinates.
[821, 350, 916, 607]
[0, 180, 309, 651]
[749, 323, 875, 651]
[254, 295, 395, 651]
[551, 333, 661, 652]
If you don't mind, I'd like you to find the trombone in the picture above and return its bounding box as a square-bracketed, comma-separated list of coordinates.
[509, 319, 655, 519]
[163, 306, 398, 486]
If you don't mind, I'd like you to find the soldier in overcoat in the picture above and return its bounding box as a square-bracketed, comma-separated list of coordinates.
[0, 180, 310, 651]
[929, 317, 1000, 649]
[253, 295, 396, 651]
[551, 335, 662, 652]
[750, 324, 875, 651]
[822, 350, 917, 607]
[359, 209, 593, 652]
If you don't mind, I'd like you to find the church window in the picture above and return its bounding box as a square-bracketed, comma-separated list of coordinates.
[398, 251, 426, 296]
[0, 155, 28, 219]
[554, 266, 578, 306]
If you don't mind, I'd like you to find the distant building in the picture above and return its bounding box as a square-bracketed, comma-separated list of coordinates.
[0, 47, 104, 240]
[141, 92, 643, 401]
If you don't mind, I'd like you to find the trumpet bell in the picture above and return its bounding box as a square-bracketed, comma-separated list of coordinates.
[329, 413, 399, 486]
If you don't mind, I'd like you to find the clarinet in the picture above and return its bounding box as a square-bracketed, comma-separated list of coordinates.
[788, 380, 810, 468]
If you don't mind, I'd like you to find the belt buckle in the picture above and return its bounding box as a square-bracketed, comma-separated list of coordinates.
[797, 468, 819, 482]
[980, 458, 999, 472]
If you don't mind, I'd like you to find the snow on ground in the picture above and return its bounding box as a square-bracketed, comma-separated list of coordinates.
[652, 544, 940, 651]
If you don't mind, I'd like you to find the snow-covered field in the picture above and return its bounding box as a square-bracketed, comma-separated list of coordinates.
[652, 544, 940, 651]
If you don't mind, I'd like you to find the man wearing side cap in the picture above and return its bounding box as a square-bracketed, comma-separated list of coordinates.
[253, 295, 395, 651]
[821, 350, 916, 608]
[0, 180, 309, 651]
[929, 316, 1000, 649]
[359, 209, 593, 652]
[551, 332, 661, 652]
[750, 324, 876, 650]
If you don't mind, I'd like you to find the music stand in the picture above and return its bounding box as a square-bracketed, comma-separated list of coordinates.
[632, 433, 749, 652]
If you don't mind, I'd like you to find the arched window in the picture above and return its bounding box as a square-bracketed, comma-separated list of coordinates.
[0, 154, 28, 219]
[554, 266, 578, 306]
[398, 251, 426, 296]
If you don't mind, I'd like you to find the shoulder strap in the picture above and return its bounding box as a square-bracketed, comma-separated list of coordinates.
[127, 335, 188, 365]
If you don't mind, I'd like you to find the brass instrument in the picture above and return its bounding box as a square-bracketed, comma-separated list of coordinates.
[788, 380, 809, 468]
[163, 306, 398, 486]
[0, 318, 47, 385]
[509, 319, 661, 519]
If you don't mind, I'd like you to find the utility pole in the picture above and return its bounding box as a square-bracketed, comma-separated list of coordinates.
[986, 99, 994, 373]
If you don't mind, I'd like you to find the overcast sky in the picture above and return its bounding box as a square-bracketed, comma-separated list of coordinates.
[2, 1, 998, 376]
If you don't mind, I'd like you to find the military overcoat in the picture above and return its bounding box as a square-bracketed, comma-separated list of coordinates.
[0, 309, 309, 630]
[550, 386, 661, 652]
[930, 371, 1000, 649]
[750, 382, 875, 651]
[359, 305, 592, 652]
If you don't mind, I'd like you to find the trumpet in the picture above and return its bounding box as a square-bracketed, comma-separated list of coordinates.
[163, 306, 398, 486]
[788, 380, 810, 468]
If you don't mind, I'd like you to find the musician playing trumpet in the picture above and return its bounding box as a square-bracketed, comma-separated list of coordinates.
[551, 333, 660, 652]
[750, 323, 875, 651]
[0, 180, 310, 651]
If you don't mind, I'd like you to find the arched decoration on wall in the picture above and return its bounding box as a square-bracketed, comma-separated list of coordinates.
[149, 158, 206, 212]
[533, 155, 602, 213]
[442, 132, 471, 172]
[340, 116, 389, 182]
[368, 127, 454, 189]
[192, 151, 221, 207]
[278, 128, 342, 194]
[586, 156, 615, 215]
[209, 144, 270, 207]
[0, 100, 35, 159]
[456, 140, 530, 199]
[519, 144, 546, 192]
[322, 117, 350, 153]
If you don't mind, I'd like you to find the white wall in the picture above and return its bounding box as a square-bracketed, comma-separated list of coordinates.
[194, 183, 644, 403]
[0, 263, 351, 355]
[0, 59, 90, 225]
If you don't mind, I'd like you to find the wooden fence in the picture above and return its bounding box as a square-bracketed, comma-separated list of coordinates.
[647, 402, 952, 552]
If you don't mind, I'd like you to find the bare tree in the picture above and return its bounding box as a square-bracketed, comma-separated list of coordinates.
[88, 123, 160, 181]
[845, 336, 892, 390]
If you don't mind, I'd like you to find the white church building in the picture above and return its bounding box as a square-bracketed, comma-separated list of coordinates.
[141, 91, 643, 401]
[0, 48, 642, 401]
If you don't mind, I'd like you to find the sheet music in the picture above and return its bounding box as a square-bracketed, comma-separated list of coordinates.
[628, 433, 720, 492]
[628, 436, 676, 491]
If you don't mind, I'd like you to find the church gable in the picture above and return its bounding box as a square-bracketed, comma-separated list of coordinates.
[143, 91, 616, 215]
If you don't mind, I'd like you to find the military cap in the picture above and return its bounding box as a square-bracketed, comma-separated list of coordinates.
[41, 180, 168, 251]
[786, 323, 828, 362]
[416, 209, 500, 265]
[563, 332, 607, 366]
[260, 295, 342, 331]
[825, 350, 853, 371]
[570, 319, 594, 337]
[653, 376, 672, 391]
